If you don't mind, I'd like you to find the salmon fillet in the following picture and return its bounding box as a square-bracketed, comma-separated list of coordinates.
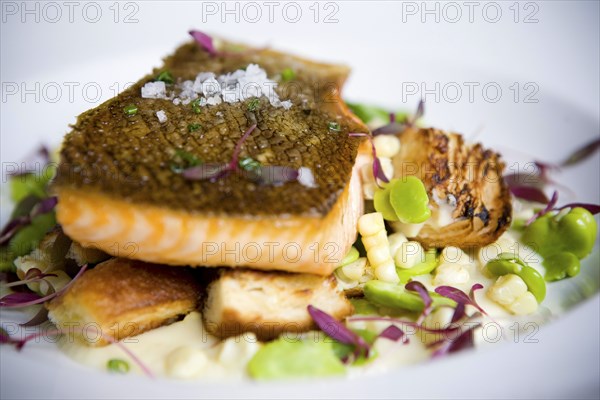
[53, 39, 367, 275]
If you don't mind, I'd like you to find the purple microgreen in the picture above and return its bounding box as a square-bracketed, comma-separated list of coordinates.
[0, 196, 58, 246]
[561, 138, 600, 167]
[228, 124, 257, 170]
[0, 216, 30, 246]
[4, 269, 58, 289]
[431, 323, 479, 358]
[182, 163, 231, 181]
[20, 307, 49, 327]
[378, 325, 407, 344]
[372, 122, 407, 136]
[451, 303, 466, 323]
[251, 165, 299, 186]
[6, 145, 51, 177]
[189, 30, 217, 56]
[410, 99, 425, 126]
[557, 203, 600, 215]
[509, 186, 550, 204]
[308, 305, 371, 358]
[526, 190, 559, 225]
[405, 281, 432, 324]
[182, 124, 257, 182]
[349, 133, 389, 184]
[434, 284, 487, 316]
[0, 292, 42, 306]
[372, 101, 424, 136]
[0, 264, 87, 308]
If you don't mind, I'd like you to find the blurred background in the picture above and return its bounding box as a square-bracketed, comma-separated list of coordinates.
[1, 1, 599, 398]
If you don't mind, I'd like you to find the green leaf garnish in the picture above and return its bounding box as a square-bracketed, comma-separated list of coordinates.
[281, 68, 296, 82]
[191, 99, 202, 114]
[123, 104, 138, 116]
[328, 122, 341, 132]
[238, 157, 261, 172]
[107, 359, 130, 374]
[187, 123, 201, 133]
[155, 70, 174, 84]
[247, 98, 260, 112]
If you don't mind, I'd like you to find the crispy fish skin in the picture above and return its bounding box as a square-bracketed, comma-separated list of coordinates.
[53, 40, 367, 274]
[392, 127, 512, 248]
[202, 269, 353, 341]
[46, 258, 202, 346]
[54, 42, 366, 217]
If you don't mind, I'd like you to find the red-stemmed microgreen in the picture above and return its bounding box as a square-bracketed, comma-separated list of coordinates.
[0, 264, 87, 308]
[3, 268, 58, 289]
[372, 100, 424, 136]
[525, 190, 600, 225]
[505, 137, 600, 204]
[307, 305, 371, 359]
[182, 125, 314, 186]
[348, 133, 389, 185]
[6, 145, 51, 178]
[183, 124, 257, 181]
[405, 281, 432, 325]
[434, 284, 487, 317]
[377, 325, 407, 344]
[189, 30, 267, 58]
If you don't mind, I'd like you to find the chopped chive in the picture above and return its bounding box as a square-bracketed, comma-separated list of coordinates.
[247, 98, 260, 112]
[281, 68, 296, 82]
[239, 157, 261, 172]
[188, 123, 201, 133]
[156, 70, 174, 84]
[123, 104, 138, 116]
[191, 99, 202, 114]
[328, 122, 341, 132]
[107, 359, 130, 374]
[175, 149, 202, 167]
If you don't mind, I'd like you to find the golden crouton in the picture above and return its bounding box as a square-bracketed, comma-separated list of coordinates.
[203, 269, 354, 341]
[47, 258, 202, 346]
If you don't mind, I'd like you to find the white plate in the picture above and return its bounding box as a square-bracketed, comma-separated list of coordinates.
[1, 2, 599, 399]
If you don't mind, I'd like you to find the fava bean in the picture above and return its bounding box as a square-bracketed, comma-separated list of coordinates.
[485, 253, 546, 303]
[363, 280, 454, 312]
[543, 252, 581, 282]
[522, 207, 597, 260]
[396, 249, 438, 283]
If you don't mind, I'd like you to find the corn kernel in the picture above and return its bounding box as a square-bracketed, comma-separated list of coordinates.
[373, 135, 401, 158]
[369, 244, 392, 266]
[358, 212, 385, 236]
[433, 263, 470, 286]
[388, 233, 408, 259]
[506, 291, 538, 315]
[362, 230, 388, 249]
[487, 274, 528, 306]
[374, 260, 400, 283]
[394, 241, 425, 269]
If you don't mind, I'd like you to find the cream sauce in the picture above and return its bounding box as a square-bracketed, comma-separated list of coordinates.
[59, 312, 261, 380]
